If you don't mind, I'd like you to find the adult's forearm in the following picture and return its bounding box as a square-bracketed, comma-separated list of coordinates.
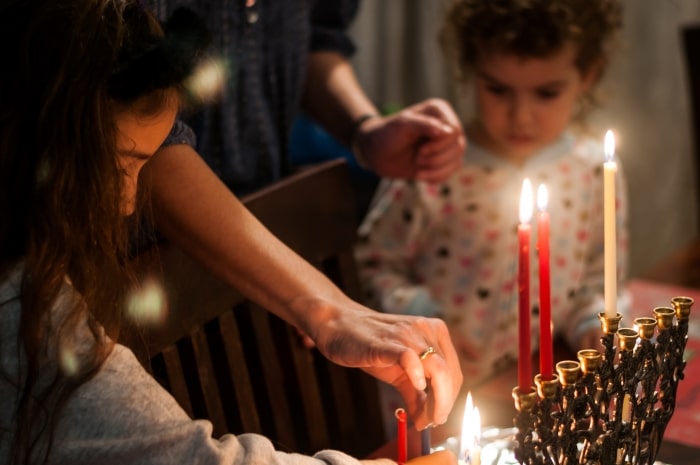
[301, 51, 378, 147]
[140, 144, 349, 335]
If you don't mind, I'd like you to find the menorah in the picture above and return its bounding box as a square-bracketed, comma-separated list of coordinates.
[511, 296, 693, 465]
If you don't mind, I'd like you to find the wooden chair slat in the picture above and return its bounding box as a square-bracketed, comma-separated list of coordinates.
[246, 305, 299, 452]
[161, 345, 193, 417]
[217, 309, 262, 434]
[190, 327, 228, 437]
[283, 323, 329, 453]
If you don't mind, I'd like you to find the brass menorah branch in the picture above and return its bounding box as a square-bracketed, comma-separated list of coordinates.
[512, 296, 692, 465]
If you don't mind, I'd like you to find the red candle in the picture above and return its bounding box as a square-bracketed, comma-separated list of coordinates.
[537, 184, 553, 380]
[396, 408, 407, 464]
[518, 179, 533, 392]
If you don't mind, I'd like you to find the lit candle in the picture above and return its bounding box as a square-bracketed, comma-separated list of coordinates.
[459, 392, 481, 465]
[603, 130, 617, 318]
[537, 184, 553, 380]
[518, 178, 533, 391]
[396, 408, 407, 464]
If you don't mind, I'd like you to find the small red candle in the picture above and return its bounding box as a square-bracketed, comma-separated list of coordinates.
[537, 184, 553, 380]
[518, 179, 533, 392]
[396, 408, 407, 464]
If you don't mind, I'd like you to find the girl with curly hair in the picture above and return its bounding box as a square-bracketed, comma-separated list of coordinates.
[356, 0, 629, 394]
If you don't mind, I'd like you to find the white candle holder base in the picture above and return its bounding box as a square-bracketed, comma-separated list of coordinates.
[432, 427, 518, 465]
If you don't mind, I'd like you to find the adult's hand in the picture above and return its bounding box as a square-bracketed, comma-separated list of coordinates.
[354, 98, 466, 183]
[305, 299, 463, 431]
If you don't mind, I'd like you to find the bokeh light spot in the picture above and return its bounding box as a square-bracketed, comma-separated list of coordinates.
[35, 158, 51, 186]
[186, 56, 228, 103]
[59, 345, 79, 377]
[126, 278, 167, 326]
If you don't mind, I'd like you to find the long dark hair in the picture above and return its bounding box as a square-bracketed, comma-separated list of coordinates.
[0, 1, 208, 463]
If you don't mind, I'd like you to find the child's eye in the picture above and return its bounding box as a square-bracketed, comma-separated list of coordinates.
[486, 85, 508, 96]
[537, 89, 560, 100]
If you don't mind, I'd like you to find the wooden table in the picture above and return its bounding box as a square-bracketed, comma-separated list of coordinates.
[370, 238, 700, 464]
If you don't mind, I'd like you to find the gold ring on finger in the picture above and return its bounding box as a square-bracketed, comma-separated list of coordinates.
[419, 346, 436, 361]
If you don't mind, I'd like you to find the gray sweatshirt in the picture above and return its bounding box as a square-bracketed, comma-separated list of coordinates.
[0, 267, 386, 465]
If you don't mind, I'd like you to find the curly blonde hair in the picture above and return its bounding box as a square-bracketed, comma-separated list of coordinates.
[441, 0, 622, 119]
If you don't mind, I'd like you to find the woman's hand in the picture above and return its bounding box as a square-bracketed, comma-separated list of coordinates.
[302, 298, 463, 430]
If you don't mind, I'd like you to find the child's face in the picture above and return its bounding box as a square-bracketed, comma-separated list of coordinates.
[115, 97, 178, 216]
[471, 43, 595, 163]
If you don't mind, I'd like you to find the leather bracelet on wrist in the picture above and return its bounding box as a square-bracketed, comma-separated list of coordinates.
[350, 113, 379, 168]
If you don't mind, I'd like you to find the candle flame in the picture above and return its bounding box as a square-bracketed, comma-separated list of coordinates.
[604, 130, 615, 163]
[519, 178, 533, 224]
[537, 184, 548, 212]
[460, 392, 481, 460]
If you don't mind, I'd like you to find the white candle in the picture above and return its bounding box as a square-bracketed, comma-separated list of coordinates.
[460, 393, 481, 465]
[603, 130, 617, 318]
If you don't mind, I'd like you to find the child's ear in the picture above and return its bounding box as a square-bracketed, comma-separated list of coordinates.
[580, 59, 604, 94]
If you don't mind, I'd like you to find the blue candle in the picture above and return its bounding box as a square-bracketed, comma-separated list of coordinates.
[421, 427, 431, 455]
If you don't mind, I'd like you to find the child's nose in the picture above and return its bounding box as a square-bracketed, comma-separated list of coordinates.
[509, 96, 533, 127]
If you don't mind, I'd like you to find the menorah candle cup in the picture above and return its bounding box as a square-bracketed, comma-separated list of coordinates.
[577, 349, 602, 375]
[512, 386, 538, 413]
[555, 360, 580, 386]
[598, 312, 622, 334]
[534, 373, 559, 399]
[635, 317, 657, 340]
[653, 307, 676, 330]
[617, 328, 638, 352]
[671, 296, 694, 320]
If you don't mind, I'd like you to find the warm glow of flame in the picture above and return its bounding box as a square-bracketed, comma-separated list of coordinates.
[519, 178, 533, 224]
[604, 129, 615, 163]
[460, 392, 481, 460]
[537, 184, 548, 213]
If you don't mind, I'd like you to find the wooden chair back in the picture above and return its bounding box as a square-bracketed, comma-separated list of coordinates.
[128, 159, 386, 457]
